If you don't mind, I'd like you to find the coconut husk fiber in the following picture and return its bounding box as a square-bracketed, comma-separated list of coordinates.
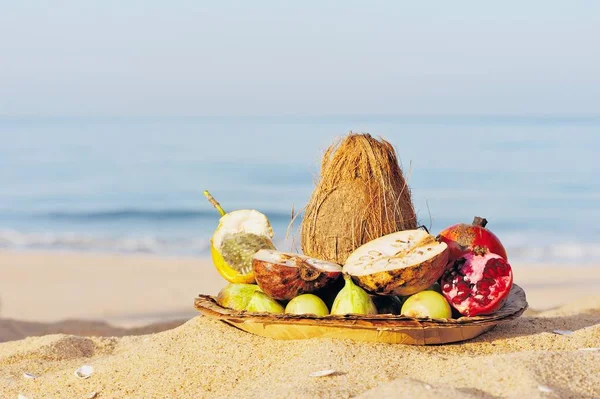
[301, 133, 417, 265]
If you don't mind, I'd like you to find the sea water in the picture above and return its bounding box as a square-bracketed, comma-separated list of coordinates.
[1, 116, 598, 265]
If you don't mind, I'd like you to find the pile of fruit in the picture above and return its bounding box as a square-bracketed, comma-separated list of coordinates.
[207, 134, 514, 321]
[212, 208, 512, 319]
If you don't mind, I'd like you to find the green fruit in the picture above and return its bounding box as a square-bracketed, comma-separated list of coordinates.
[401, 290, 452, 319]
[285, 294, 329, 316]
[216, 283, 262, 311]
[245, 291, 284, 314]
[331, 275, 377, 315]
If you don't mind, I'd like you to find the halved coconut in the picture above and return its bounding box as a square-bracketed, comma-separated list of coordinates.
[252, 249, 342, 300]
[343, 229, 449, 296]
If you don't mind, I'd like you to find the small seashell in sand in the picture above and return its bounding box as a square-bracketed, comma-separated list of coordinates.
[87, 392, 99, 399]
[23, 372, 37, 380]
[537, 384, 553, 393]
[74, 365, 94, 379]
[552, 329, 573, 336]
[309, 369, 336, 378]
[18, 395, 29, 399]
[578, 347, 600, 352]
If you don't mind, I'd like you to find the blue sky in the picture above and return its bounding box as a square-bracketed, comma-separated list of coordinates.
[1, 1, 599, 117]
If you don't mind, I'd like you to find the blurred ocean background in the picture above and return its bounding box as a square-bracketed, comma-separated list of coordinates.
[1, 116, 598, 265]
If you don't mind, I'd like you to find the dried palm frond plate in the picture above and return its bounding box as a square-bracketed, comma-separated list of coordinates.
[194, 284, 527, 345]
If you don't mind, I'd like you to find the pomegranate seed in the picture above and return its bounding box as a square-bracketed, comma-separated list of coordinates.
[483, 266, 496, 279]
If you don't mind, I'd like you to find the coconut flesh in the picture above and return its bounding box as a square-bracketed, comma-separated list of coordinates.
[343, 229, 449, 296]
[301, 133, 417, 265]
[252, 249, 342, 300]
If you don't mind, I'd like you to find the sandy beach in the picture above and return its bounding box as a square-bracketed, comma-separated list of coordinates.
[1, 250, 599, 398]
[2, 0, 598, 397]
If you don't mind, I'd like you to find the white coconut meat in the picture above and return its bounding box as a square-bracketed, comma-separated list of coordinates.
[212, 209, 273, 249]
[253, 249, 342, 272]
[344, 229, 447, 276]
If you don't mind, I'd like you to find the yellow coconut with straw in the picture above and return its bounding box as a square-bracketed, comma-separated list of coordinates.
[301, 133, 417, 265]
[204, 191, 275, 284]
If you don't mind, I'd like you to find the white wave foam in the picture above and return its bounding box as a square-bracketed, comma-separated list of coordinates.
[1, 229, 599, 264]
[0, 229, 211, 255]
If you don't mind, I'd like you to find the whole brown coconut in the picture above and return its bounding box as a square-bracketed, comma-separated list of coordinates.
[301, 133, 417, 264]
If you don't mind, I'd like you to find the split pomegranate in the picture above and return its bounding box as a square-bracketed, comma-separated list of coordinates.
[440, 251, 513, 316]
[437, 216, 507, 262]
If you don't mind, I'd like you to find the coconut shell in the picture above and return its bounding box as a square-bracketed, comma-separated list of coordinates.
[343, 230, 450, 296]
[252, 249, 342, 300]
[350, 250, 449, 296]
[301, 133, 417, 264]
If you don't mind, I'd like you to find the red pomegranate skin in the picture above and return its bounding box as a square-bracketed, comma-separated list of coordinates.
[440, 252, 513, 317]
[437, 217, 507, 262]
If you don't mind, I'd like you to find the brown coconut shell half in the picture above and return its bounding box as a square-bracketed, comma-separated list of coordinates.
[343, 229, 449, 296]
[252, 249, 342, 300]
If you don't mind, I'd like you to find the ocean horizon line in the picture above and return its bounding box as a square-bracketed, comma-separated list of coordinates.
[1, 113, 600, 125]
